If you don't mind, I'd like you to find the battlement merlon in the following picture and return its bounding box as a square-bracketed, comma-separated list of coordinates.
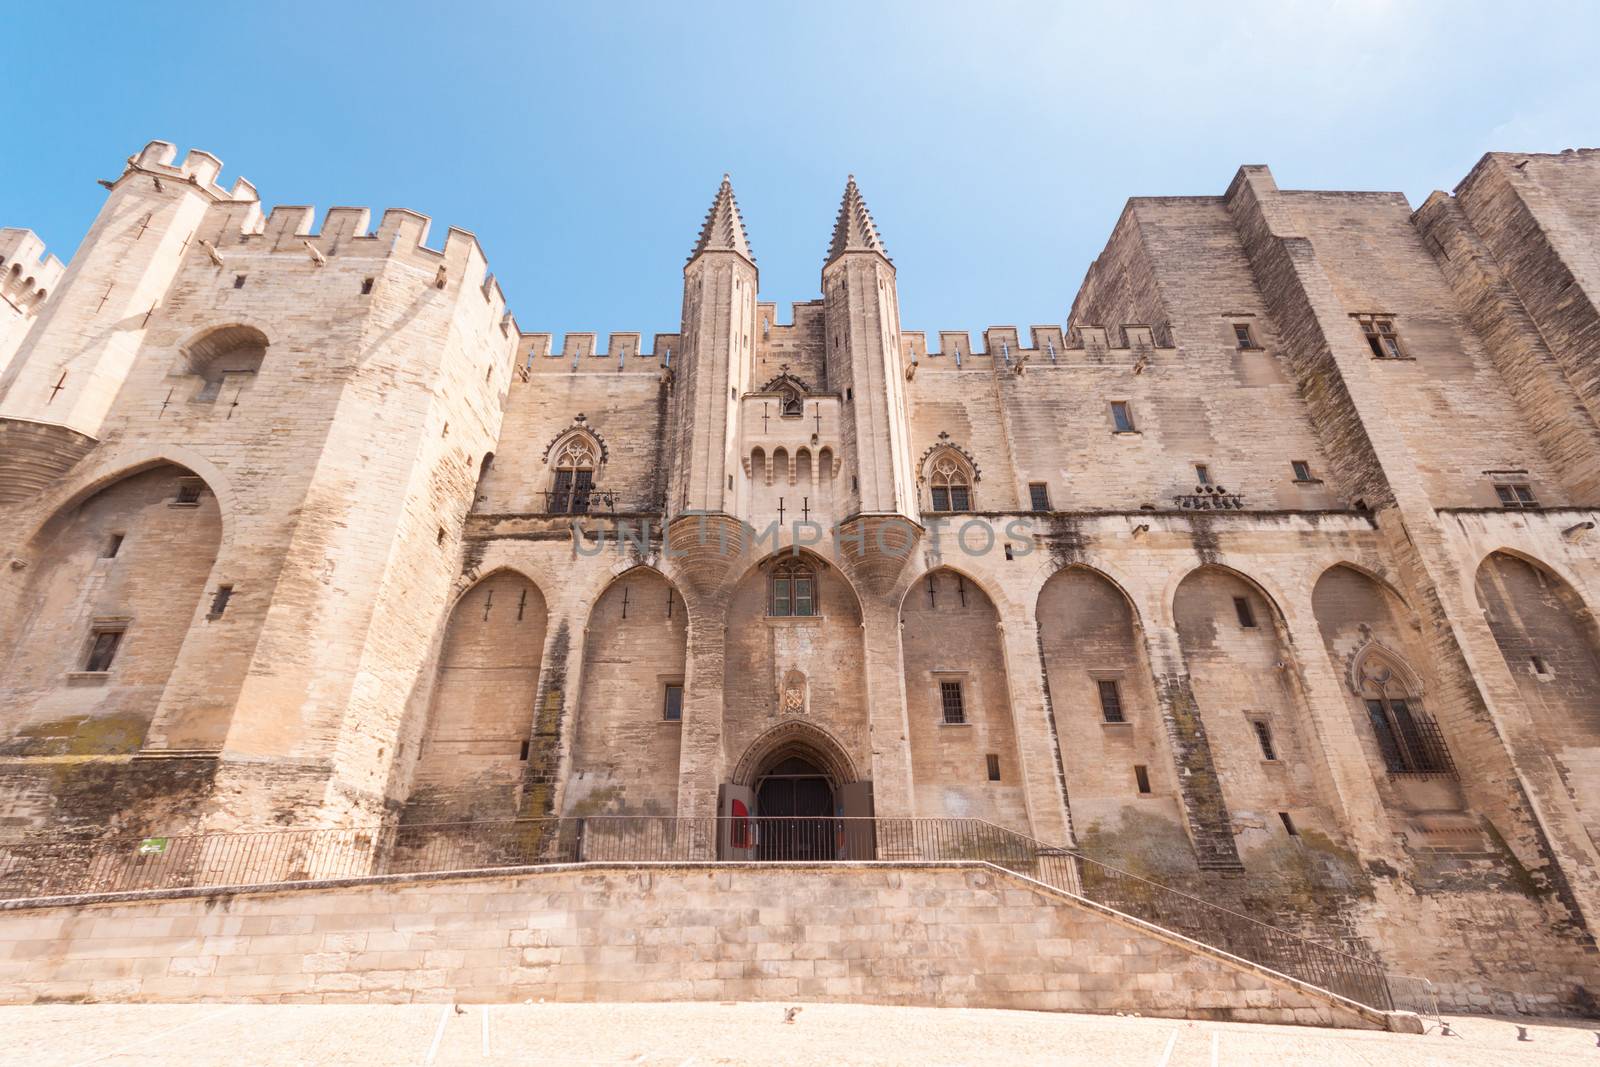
[902, 324, 1174, 363]
[118, 140, 258, 203]
[0, 228, 66, 297]
[195, 201, 500, 291]
[514, 331, 683, 373]
[112, 143, 506, 306]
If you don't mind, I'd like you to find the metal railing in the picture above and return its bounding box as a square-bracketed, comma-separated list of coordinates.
[1174, 486, 1246, 510]
[538, 488, 619, 514]
[0, 815, 1392, 1011]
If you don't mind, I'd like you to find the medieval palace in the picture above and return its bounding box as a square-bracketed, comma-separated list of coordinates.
[4, 142, 1600, 1014]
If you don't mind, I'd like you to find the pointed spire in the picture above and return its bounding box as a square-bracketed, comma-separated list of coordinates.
[825, 174, 890, 267]
[688, 173, 755, 266]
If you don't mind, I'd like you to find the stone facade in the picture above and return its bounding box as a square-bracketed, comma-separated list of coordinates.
[5, 142, 1600, 1012]
[0, 862, 1391, 1027]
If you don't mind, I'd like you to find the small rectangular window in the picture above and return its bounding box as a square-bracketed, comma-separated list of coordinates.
[1531, 654, 1551, 677]
[1356, 315, 1405, 359]
[208, 585, 234, 618]
[1494, 482, 1538, 509]
[1194, 463, 1211, 485]
[1133, 765, 1152, 794]
[84, 628, 124, 673]
[1279, 811, 1299, 837]
[1291, 460, 1313, 482]
[1253, 719, 1277, 761]
[519, 740, 531, 761]
[103, 534, 124, 559]
[233, 274, 247, 289]
[1029, 483, 1051, 512]
[361, 277, 375, 295]
[940, 680, 966, 725]
[174, 482, 202, 506]
[663, 684, 684, 722]
[986, 753, 1001, 781]
[1096, 679, 1125, 723]
[1233, 323, 1258, 350]
[1110, 401, 1135, 433]
[1233, 596, 1257, 628]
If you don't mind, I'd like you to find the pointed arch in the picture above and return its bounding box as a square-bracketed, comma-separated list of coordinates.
[724, 548, 869, 794]
[901, 566, 1028, 828]
[565, 565, 687, 816]
[402, 568, 549, 823]
[1312, 563, 1455, 780]
[732, 719, 858, 787]
[1476, 549, 1600, 835]
[1172, 563, 1336, 842]
[1035, 563, 1178, 838]
[1, 461, 226, 754]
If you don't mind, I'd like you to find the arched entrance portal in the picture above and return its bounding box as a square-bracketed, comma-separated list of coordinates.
[755, 754, 836, 860]
[719, 721, 874, 860]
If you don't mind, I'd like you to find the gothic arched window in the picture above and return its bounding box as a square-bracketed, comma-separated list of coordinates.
[769, 559, 817, 617]
[1356, 651, 1454, 776]
[780, 385, 804, 418]
[549, 435, 598, 514]
[927, 453, 973, 512]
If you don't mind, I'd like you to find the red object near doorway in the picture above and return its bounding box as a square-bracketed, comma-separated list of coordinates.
[730, 798, 754, 849]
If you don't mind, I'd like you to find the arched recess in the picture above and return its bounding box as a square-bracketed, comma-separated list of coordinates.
[402, 569, 548, 822]
[731, 719, 858, 787]
[563, 567, 687, 816]
[1172, 565, 1334, 849]
[723, 550, 869, 793]
[180, 324, 268, 403]
[1035, 565, 1184, 849]
[1476, 551, 1600, 842]
[900, 568, 1028, 830]
[0, 463, 223, 754]
[1311, 563, 1460, 812]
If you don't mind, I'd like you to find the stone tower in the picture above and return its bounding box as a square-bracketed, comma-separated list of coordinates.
[822, 177, 917, 522]
[669, 175, 758, 519]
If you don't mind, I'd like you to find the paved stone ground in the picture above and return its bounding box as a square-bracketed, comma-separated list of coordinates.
[1, 1002, 1594, 1066]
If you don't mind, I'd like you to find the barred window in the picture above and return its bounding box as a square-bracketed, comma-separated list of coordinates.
[1110, 401, 1136, 432]
[1097, 679, 1125, 723]
[1359, 657, 1454, 776]
[84, 628, 124, 673]
[1253, 719, 1277, 761]
[663, 684, 684, 722]
[940, 680, 966, 724]
[1029, 483, 1051, 512]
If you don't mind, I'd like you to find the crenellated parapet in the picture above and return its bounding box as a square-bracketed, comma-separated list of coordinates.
[901, 323, 1174, 375]
[191, 201, 515, 337]
[0, 229, 65, 314]
[514, 331, 682, 377]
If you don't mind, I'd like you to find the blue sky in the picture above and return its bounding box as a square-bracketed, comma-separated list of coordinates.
[5, 2, 1596, 341]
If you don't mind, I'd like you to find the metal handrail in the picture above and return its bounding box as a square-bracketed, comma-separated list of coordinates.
[0, 815, 1394, 1010]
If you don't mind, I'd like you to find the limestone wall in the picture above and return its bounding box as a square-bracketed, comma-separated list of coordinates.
[0, 863, 1383, 1027]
